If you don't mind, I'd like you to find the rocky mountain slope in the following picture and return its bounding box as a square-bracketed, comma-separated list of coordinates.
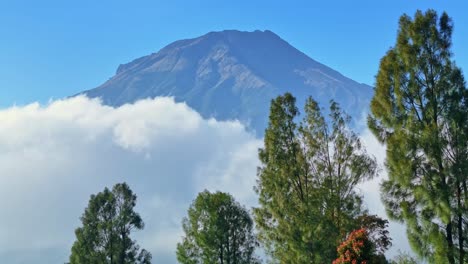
[82, 30, 372, 134]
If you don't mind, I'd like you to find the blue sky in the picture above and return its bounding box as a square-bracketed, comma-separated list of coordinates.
[1, 1, 467, 262]
[0, 0, 467, 106]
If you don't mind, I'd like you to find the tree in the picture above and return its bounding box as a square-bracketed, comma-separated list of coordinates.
[333, 228, 386, 264]
[254, 93, 378, 263]
[368, 10, 468, 263]
[357, 214, 392, 255]
[333, 215, 391, 264]
[69, 183, 151, 264]
[176, 190, 259, 264]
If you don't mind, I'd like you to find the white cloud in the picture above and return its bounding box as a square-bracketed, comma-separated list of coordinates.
[0, 96, 413, 263]
[0, 96, 261, 263]
[359, 128, 413, 259]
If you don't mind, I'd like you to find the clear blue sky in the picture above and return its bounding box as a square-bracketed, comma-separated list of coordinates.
[1, 0, 467, 106]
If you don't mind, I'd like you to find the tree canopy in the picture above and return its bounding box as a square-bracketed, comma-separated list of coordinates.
[254, 93, 378, 263]
[369, 9, 468, 264]
[176, 190, 259, 264]
[69, 183, 151, 264]
[333, 228, 387, 264]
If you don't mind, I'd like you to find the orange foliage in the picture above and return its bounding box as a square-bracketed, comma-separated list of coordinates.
[333, 228, 373, 264]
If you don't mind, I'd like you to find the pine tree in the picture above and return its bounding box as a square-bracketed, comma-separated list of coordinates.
[368, 9, 468, 263]
[254, 93, 378, 263]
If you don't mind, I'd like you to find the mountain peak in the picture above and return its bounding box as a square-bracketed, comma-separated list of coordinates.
[83, 30, 372, 135]
[114, 30, 284, 75]
[203, 29, 278, 37]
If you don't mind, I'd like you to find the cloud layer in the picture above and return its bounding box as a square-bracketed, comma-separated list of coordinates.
[0, 96, 411, 263]
[358, 129, 412, 258]
[0, 96, 262, 263]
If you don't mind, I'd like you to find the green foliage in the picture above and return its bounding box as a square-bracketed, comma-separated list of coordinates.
[254, 93, 378, 263]
[176, 190, 259, 264]
[390, 252, 419, 264]
[368, 9, 468, 264]
[69, 183, 151, 264]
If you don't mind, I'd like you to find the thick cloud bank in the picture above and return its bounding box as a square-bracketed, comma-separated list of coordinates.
[0, 96, 411, 263]
[0, 96, 262, 263]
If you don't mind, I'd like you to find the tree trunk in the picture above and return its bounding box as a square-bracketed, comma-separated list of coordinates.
[457, 184, 464, 264]
[446, 222, 455, 264]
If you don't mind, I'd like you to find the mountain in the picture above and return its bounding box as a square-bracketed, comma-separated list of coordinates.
[81, 30, 372, 134]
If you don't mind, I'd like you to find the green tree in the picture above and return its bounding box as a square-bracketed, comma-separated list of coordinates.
[254, 93, 378, 263]
[69, 183, 151, 264]
[368, 9, 468, 264]
[390, 252, 419, 264]
[176, 190, 259, 264]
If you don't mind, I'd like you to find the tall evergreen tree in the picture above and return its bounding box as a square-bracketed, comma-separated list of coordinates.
[368, 10, 468, 263]
[69, 183, 151, 264]
[254, 93, 378, 263]
[176, 190, 259, 264]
